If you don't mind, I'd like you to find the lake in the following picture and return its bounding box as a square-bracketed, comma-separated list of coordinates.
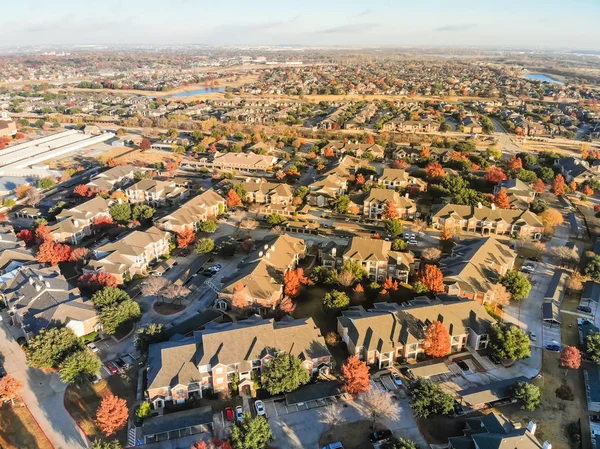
[524, 73, 564, 84]
[167, 87, 225, 98]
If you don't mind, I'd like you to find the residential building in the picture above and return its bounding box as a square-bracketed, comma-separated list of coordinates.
[51, 196, 112, 244]
[146, 315, 331, 407]
[338, 297, 494, 366]
[218, 234, 306, 312]
[239, 179, 293, 204]
[88, 226, 170, 284]
[431, 203, 544, 239]
[0, 112, 17, 137]
[156, 190, 225, 234]
[554, 157, 598, 184]
[124, 179, 187, 206]
[362, 189, 416, 219]
[180, 151, 278, 173]
[321, 237, 416, 283]
[0, 224, 36, 272]
[494, 178, 536, 208]
[86, 165, 137, 192]
[1, 263, 99, 340]
[307, 156, 361, 206]
[377, 168, 426, 191]
[461, 116, 483, 134]
[440, 237, 516, 303]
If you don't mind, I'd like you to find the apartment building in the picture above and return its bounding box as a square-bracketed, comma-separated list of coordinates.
[363, 189, 417, 219]
[338, 298, 494, 366]
[239, 179, 293, 204]
[180, 151, 278, 173]
[86, 165, 136, 192]
[146, 316, 331, 408]
[493, 179, 536, 208]
[51, 196, 112, 244]
[88, 226, 170, 284]
[377, 168, 427, 191]
[156, 190, 226, 234]
[124, 179, 187, 206]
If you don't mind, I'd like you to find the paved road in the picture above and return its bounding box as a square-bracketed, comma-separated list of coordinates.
[0, 316, 90, 449]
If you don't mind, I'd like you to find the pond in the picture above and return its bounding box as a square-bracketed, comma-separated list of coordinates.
[524, 73, 564, 85]
[166, 87, 225, 98]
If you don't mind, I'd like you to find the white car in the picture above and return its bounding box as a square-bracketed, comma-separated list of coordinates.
[235, 405, 244, 422]
[520, 265, 534, 273]
[391, 372, 403, 386]
[407, 239, 418, 245]
[254, 400, 265, 416]
[87, 343, 99, 353]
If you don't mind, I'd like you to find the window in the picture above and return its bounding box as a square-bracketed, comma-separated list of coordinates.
[176, 389, 184, 396]
[216, 378, 224, 385]
[215, 367, 223, 374]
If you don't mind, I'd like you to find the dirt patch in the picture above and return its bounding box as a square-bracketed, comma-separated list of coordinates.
[96, 147, 182, 167]
[319, 420, 375, 449]
[153, 301, 187, 315]
[0, 400, 53, 449]
[418, 413, 479, 444]
[64, 370, 137, 446]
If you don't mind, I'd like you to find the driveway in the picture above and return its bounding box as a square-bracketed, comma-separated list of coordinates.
[0, 316, 90, 449]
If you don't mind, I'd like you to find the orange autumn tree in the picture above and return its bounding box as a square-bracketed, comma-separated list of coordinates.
[73, 184, 90, 197]
[485, 166, 507, 183]
[283, 268, 310, 298]
[583, 185, 594, 196]
[425, 162, 446, 178]
[420, 147, 431, 158]
[177, 228, 197, 249]
[231, 282, 249, 309]
[494, 188, 511, 209]
[418, 264, 445, 293]
[366, 134, 375, 145]
[508, 155, 522, 171]
[552, 174, 566, 196]
[383, 277, 399, 291]
[226, 189, 242, 208]
[35, 224, 52, 243]
[569, 181, 577, 192]
[96, 394, 128, 436]
[423, 321, 451, 358]
[533, 178, 545, 193]
[37, 241, 72, 265]
[382, 201, 399, 219]
[356, 173, 365, 185]
[324, 147, 335, 158]
[341, 355, 370, 395]
[0, 375, 23, 405]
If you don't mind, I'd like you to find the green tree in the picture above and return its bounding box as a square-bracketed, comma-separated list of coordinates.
[440, 176, 467, 195]
[230, 412, 273, 449]
[409, 378, 454, 418]
[109, 203, 131, 222]
[135, 323, 167, 355]
[310, 266, 336, 284]
[232, 183, 248, 201]
[92, 287, 130, 310]
[199, 220, 217, 233]
[132, 205, 155, 221]
[584, 332, 600, 364]
[294, 186, 309, 199]
[100, 300, 141, 335]
[515, 169, 537, 183]
[26, 328, 83, 369]
[538, 167, 555, 181]
[489, 323, 531, 360]
[39, 177, 56, 189]
[341, 260, 367, 282]
[382, 438, 419, 449]
[323, 290, 350, 311]
[584, 256, 600, 281]
[266, 213, 287, 226]
[529, 199, 548, 214]
[384, 219, 403, 237]
[136, 402, 152, 419]
[92, 440, 122, 449]
[331, 194, 350, 213]
[3, 198, 16, 209]
[511, 381, 541, 410]
[392, 239, 407, 251]
[499, 271, 531, 300]
[195, 238, 215, 254]
[59, 349, 102, 383]
[263, 352, 310, 395]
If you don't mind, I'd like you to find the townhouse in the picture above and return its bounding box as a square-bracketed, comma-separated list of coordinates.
[493, 178, 536, 208]
[461, 116, 483, 134]
[321, 237, 416, 283]
[308, 156, 361, 207]
[338, 297, 494, 366]
[362, 189, 417, 219]
[439, 237, 516, 303]
[431, 203, 544, 239]
[218, 234, 306, 312]
[124, 179, 188, 206]
[1, 263, 100, 340]
[147, 315, 331, 407]
[86, 165, 137, 192]
[554, 157, 599, 184]
[377, 168, 427, 191]
[88, 226, 170, 284]
[156, 190, 226, 234]
[239, 179, 293, 205]
[51, 196, 112, 244]
[0, 224, 36, 271]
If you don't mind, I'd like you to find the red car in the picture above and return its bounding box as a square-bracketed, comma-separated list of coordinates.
[105, 361, 118, 374]
[225, 407, 234, 422]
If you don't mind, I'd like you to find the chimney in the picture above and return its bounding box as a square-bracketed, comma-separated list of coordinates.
[490, 203, 496, 210]
[543, 442, 551, 449]
[259, 251, 263, 257]
[35, 284, 41, 292]
[45, 281, 51, 288]
[332, 247, 336, 256]
[405, 193, 409, 198]
[527, 421, 536, 435]
[266, 252, 270, 259]
[477, 202, 482, 209]
[38, 274, 44, 281]
[28, 277, 34, 285]
[264, 244, 269, 250]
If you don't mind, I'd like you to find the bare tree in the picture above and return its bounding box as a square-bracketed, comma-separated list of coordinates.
[24, 188, 42, 206]
[337, 270, 355, 287]
[141, 277, 168, 298]
[550, 246, 579, 267]
[162, 284, 190, 305]
[490, 283, 511, 308]
[358, 389, 400, 429]
[422, 247, 442, 264]
[412, 218, 426, 234]
[567, 271, 586, 293]
[530, 241, 546, 256]
[319, 403, 345, 437]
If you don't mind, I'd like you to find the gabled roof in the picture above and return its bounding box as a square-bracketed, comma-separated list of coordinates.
[343, 237, 391, 262]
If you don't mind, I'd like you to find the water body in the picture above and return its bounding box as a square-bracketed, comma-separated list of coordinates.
[524, 73, 564, 85]
[167, 87, 225, 98]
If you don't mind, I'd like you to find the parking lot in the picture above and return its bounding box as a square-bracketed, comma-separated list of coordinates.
[264, 394, 350, 418]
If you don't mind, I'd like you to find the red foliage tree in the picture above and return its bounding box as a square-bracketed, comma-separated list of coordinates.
[354, 283, 364, 293]
[177, 228, 197, 249]
[231, 282, 249, 309]
[96, 394, 128, 436]
[425, 162, 446, 178]
[418, 264, 445, 293]
[420, 147, 431, 158]
[356, 173, 365, 185]
[17, 229, 34, 244]
[78, 272, 119, 290]
[485, 166, 507, 183]
[35, 224, 52, 243]
[14, 132, 25, 140]
[391, 160, 408, 169]
[341, 355, 370, 395]
[0, 142, 5, 150]
[37, 240, 72, 265]
[569, 181, 577, 192]
[508, 155, 523, 171]
[423, 321, 451, 358]
[324, 147, 335, 158]
[92, 215, 114, 229]
[73, 184, 90, 197]
[533, 179, 545, 193]
[383, 277, 399, 291]
[107, 158, 118, 167]
[552, 174, 566, 196]
[140, 139, 151, 151]
[366, 134, 375, 145]
[226, 189, 242, 208]
[191, 442, 207, 449]
[69, 247, 89, 262]
[283, 268, 310, 298]
[0, 375, 23, 405]
[493, 188, 511, 209]
[560, 346, 581, 370]
[382, 200, 399, 219]
[583, 185, 594, 196]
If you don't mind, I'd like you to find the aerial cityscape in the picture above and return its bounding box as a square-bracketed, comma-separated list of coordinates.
[0, 2, 600, 449]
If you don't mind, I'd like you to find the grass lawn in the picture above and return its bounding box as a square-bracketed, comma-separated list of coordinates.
[0, 400, 53, 449]
[418, 414, 480, 444]
[319, 420, 374, 449]
[153, 301, 186, 315]
[64, 369, 138, 446]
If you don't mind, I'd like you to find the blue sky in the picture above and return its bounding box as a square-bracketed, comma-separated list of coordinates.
[2, 0, 599, 49]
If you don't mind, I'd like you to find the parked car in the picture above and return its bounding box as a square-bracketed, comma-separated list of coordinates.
[368, 429, 392, 443]
[105, 361, 118, 374]
[225, 407, 234, 422]
[529, 331, 537, 341]
[114, 358, 126, 371]
[520, 264, 535, 273]
[235, 405, 243, 422]
[407, 239, 418, 245]
[453, 400, 465, 416]
[578, 305, 592, 314]
[456, 360, 469, 371]
[254, 400, 265, 416]
[391, 372, 403, 386]
[545, 344, 562, 352]
[321, 443, 343, 449]
[87, 343, 99, 353]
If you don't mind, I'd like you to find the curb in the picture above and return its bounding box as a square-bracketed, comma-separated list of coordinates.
[18, 394, 57, 449]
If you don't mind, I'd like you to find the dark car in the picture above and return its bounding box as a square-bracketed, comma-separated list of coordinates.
[368, 430, 392, 443]
[545, 344, 562, 352]
[488, 354, 502, 365]
[453, 400, 465, 416]
[578, 305, 592, 314]
[456, 360, 470, 371]
[114, 358, 126, 370]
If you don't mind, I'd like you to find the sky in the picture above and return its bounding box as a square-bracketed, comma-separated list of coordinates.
[2, 0, 599, 50]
